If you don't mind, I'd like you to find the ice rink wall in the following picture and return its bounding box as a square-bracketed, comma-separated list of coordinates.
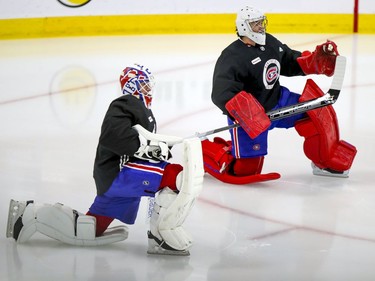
[0, 0, 374, 39]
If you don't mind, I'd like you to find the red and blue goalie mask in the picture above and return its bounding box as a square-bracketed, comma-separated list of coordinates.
[119, 64, 155, 109]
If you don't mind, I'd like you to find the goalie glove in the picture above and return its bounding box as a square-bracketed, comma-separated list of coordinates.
[134, 134, 170, 162]
[297, 40, 339, 77]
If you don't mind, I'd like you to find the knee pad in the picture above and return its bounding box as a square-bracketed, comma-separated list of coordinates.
[295, 79, 357, 171]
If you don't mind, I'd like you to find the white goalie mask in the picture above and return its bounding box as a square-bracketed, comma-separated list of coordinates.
[236, 6, 268, 45]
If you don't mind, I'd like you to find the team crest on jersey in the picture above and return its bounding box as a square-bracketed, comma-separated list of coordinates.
[263, 59, 280, 90]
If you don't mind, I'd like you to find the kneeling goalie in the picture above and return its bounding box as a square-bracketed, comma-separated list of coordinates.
[6, 64, 204, 256]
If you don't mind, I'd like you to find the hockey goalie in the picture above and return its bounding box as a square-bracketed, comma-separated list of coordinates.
[203, 6, 357, 185]
[6, 64, 204, 256]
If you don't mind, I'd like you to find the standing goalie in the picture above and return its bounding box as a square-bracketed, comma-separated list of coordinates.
[202, 6, 357, 184]
[7, 63, 204, 256]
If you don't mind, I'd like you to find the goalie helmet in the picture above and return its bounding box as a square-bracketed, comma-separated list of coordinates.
[120, 64, 155, 109]
[236, 6, 267, 45]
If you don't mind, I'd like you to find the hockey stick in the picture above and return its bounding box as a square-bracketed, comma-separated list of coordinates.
[193, 55, 346, 140]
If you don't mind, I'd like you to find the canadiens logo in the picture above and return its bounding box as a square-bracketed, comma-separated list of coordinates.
[263, 59, 280, 90]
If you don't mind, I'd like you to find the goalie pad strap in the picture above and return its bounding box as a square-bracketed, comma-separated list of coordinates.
[225, 91, 271, 139]
[295, 79, 357, 171]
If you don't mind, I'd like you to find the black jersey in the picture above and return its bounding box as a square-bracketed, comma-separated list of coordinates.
[93, 94, 156, 195]
[212, 33, 304, 114]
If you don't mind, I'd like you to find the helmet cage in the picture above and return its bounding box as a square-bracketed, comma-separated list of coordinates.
[120, 65, 155, 109]
[247, 17, 268, 33]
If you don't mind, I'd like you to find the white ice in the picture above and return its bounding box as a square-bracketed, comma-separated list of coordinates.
[0, 34, 375, 281]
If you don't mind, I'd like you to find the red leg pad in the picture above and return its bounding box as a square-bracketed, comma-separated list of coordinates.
[295, 79, 357, 171]
[202, 138, 280, 185]
[202, 137, 234, 175]
[232, 157, 264, 176]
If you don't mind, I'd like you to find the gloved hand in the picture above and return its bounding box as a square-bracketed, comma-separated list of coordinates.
[297, 40, 340, 77]
[134, 134, 170, 162]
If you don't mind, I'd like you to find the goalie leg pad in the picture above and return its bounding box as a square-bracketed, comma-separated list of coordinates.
[202, 137, 234, 174]
[232, 157, 264, 176]
[148, 137, 204, 255]
[9, 200, 127, 246]
[202, 138, 280, 184]
[295, 79, 357, 173]
[148, 188, 191, 256]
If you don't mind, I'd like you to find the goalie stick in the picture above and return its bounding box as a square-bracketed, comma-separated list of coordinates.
[194, 55, 346, 140]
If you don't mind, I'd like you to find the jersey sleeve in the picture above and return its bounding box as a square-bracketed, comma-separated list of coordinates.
[211, 50, 245, 115]
[98, 98, 141, 156]
[280, 43, 304, 76]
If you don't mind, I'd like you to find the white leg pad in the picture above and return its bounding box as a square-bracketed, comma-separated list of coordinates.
[15, 202, 127, 246]
[149, 137, 204, 253]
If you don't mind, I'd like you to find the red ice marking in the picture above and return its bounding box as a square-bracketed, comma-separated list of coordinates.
[198, 197, 375, 243]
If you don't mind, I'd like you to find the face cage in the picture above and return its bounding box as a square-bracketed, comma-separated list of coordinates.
[135, 76, 155, 98]
[248, 16, 268, 34]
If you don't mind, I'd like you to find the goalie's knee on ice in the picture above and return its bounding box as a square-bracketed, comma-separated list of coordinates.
[16, 202, 127, 246]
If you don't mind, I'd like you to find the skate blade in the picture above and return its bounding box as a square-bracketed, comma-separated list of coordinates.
[6, 199, 20, 238]
[147, 247, 190, 256]
[312, 163, 349, 178]
[313, 169, 349, 178]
